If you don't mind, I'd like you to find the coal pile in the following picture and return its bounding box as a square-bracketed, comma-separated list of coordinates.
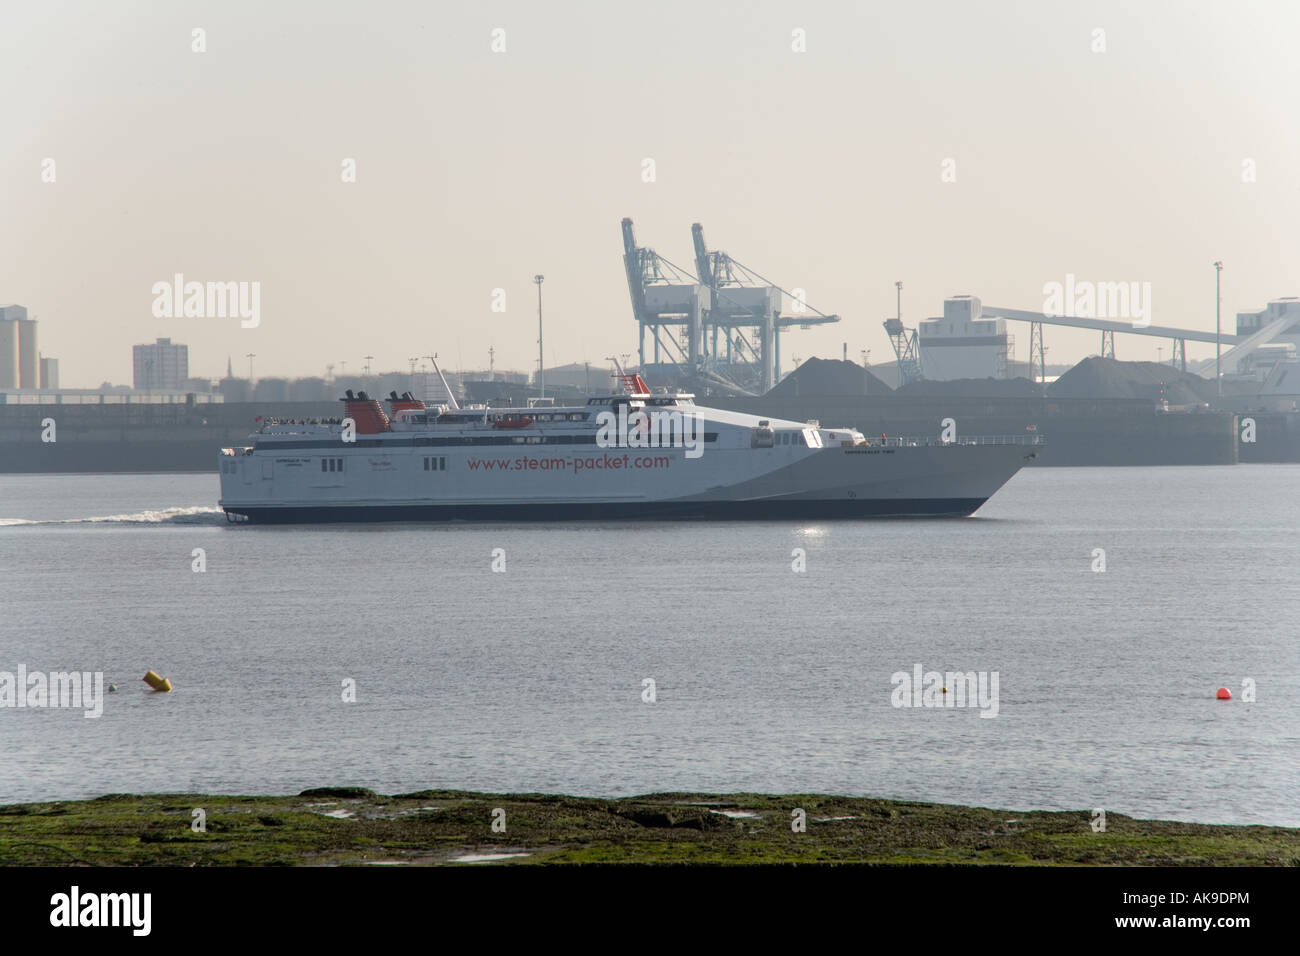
[896, 377, 1043, 398]
[766, 358, 893, 397]
[1049, 357, 1214, 404]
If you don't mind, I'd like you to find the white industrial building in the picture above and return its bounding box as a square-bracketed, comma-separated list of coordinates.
[917, 296, 1010, 380]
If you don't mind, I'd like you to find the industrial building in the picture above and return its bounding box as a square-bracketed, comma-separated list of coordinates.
[1227, 298, 1300, 392]
[39, 357, 59, 390]
[133, 337, 189, 390]
[0, 313, 17, 389]
[534, 362, 609, 393]
[1235, 297, 1300, 338]
[0, 304, 44, 389]
[917, 296, 1010, 380]
[872, 292, 1297, 394]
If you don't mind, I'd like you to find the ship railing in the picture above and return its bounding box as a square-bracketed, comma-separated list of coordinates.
[256, 421, 339, 435]
[866, 435, 1046, 448]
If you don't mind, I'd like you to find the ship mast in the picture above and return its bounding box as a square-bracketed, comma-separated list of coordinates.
[426, 354, 460, 410]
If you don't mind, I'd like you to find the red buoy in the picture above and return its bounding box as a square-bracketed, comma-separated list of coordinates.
[1216, 687, 1232, 700]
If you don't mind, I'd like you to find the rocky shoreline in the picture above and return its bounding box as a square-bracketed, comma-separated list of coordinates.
[2, 788, 1296, 866]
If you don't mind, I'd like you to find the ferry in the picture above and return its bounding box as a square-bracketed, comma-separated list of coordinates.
[217, 371, 1041, 523]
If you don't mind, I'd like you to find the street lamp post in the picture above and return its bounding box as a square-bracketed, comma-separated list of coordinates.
[1214, 261, 1223, 396]
[534, 275, 545, 399]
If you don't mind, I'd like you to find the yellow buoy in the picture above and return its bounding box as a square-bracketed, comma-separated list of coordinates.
[142, 670, 173, 693]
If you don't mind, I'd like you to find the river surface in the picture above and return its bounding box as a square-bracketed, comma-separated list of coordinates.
[1, 467, 1296, 825]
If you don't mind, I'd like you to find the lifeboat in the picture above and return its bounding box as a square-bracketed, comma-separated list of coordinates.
[492, 415, 534, 429]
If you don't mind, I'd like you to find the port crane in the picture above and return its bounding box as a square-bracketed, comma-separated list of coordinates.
[621, 218, 839, 394]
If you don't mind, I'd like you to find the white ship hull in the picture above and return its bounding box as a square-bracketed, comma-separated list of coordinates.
[218, 393, 1041, 523]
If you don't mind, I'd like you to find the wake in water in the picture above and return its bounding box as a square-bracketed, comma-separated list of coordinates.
[0, 506, 227, 527]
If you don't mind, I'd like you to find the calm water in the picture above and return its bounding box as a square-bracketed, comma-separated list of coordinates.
[1, 468, 1297, 825]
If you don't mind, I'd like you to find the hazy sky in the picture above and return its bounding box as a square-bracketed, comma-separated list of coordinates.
[2, 0, 1297, 387]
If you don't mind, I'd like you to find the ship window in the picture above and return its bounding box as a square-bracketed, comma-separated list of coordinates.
[321, 459, 328, 472]
[439, 456, 446, 471]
